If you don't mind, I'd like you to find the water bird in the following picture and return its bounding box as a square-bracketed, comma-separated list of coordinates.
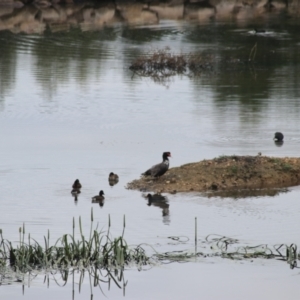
[274, 132, 284, 142]
[108, 172, 119, 186]
[71, 179, 82, 201]
[92, 190, 105, 201]
[72, 179, 82, 189]
[142, 152, 171, 178]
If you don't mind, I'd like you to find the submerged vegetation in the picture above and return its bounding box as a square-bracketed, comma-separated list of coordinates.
[129, 48, 215, 84]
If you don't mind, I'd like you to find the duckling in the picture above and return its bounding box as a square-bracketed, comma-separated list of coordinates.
[71, 179, 81, 201]
[92, 190, 105, 202]
[108, 172, 119, 186]
[72, 179, 82, 189]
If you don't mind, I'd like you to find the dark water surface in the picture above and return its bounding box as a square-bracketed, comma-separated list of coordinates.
[1, 9, 300, 300]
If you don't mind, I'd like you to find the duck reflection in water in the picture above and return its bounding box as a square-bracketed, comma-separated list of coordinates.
[145, 193, 170, 224]
[92, 190, 105, 207]
[108, 172, 119, 186]
[71, 179, 82, 202]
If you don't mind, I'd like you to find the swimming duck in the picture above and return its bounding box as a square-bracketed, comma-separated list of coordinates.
[109, 172, 119, 181]
[92, 190, 105, 202]
[72, 179, 82, 189]
[274, 132, 284, 142]
[108, 172, 119, 186]
[142, 152, 171, 178]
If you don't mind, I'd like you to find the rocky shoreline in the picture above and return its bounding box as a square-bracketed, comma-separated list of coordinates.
[0, 0, 298, 34]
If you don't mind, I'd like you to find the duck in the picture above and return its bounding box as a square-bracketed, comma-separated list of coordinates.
[108, 172, 119, 186]
[274, 132, 284, 142]
[72, 179, 82, 189]
[142, 152, 171, 178]
[71, 179, 81, 201]
[92, 190, 105, 202]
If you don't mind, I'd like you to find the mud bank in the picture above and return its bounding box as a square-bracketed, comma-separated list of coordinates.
[127, 155, 300, 194]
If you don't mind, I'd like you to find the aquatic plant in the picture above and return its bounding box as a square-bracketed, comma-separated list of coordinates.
[0, 209, 150, 273]
[153, 220, 299, 270]
[129, 48, 215, 80]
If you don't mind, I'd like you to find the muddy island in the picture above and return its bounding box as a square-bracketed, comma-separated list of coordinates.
[127, 155, 300, 195]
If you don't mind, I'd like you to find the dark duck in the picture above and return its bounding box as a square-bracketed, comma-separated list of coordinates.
[72, 179, 82, 189]
[274, 132, 284, 142]
[142, 152, 171, 178]
[108, 172, 119, 186]
[92, 190, 105, 202]
[71, 179, 82, 201]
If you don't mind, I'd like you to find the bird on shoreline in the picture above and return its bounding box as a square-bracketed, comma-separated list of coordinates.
[274, 132, 284, 142]
[142, 152, 171, 178]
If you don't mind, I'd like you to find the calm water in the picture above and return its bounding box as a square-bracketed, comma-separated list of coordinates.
[1, 5, 300, 299]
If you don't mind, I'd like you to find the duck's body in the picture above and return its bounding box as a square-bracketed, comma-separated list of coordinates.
[142, 152, 171, 178]
[92, 190, 105, 202]
[109, 172, 119, 181]
[71, 179, 81, 201]
[274, 132, 284, 142]
[72, 179, 82, 189]
[108, 172, 119, 186]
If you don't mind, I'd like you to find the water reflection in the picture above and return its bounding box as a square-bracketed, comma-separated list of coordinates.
[0, 266, 127, 298]
[0, 1, 298, 35]
[204, 187, 289, 199]
[145, 193, 170, 225]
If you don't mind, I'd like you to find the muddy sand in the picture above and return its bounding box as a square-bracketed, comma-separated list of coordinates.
[127, 155, 300, 196]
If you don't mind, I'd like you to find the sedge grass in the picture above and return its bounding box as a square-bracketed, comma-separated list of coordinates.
[0, 214, 299, 275]
[0, 208, 150, 272]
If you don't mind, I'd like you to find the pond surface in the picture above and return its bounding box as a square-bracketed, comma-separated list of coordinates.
[1, 4, 300, 299]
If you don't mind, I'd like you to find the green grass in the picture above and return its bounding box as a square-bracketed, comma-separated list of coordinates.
[0, 215, 299, 277]
[0, 209, 150, 272]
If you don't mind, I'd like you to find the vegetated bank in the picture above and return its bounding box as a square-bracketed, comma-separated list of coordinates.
[127, 155, 300, 195]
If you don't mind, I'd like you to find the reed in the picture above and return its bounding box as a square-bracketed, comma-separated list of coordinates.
[0, 216, 299, 274]
[0, 210, 150, 272]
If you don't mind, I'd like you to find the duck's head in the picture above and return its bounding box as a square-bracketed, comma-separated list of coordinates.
[162, 152, 171, 160]
[99, 190, 105, 196]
